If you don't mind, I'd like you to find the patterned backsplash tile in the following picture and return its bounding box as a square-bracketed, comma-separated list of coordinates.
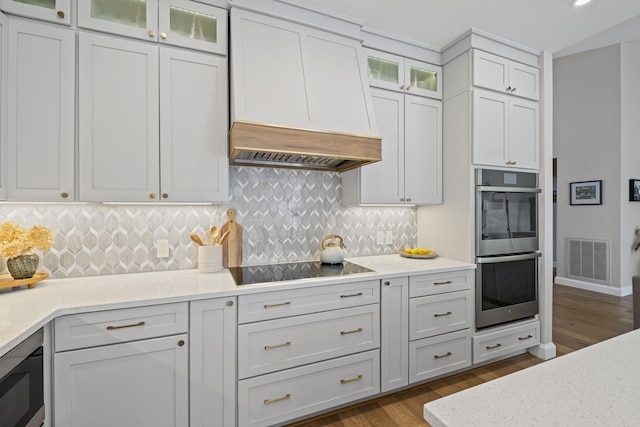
[0, 167, 416, 279]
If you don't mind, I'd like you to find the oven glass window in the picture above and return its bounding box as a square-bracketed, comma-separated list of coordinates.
[480, 258, 536, 311]
[0, 348, 43, 427]
[480, 191, 537, 241]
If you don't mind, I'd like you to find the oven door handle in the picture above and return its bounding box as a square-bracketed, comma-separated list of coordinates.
[476, 252, 541, 264]
[477, 186, 541, 193]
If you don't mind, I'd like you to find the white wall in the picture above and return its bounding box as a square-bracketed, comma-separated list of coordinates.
[554, 45, 622, 289]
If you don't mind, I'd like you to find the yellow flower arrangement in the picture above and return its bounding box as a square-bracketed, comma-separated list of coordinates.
[0, 221, 54, 259]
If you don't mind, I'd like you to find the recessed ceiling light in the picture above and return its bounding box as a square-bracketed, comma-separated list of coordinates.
[572, 0, 592, 6]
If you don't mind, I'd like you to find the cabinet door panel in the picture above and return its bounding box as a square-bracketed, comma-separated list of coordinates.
[78, 33, 160, 201]
[508, 61, 539, 101]
[54, 334, 189, 427]
[472, 89, 508, 167]
[1, 0, 70, 25]
[159, 47, 228, 202]
[7, 19, 74, 201]
[404, 58, 442, 99]
[365, 48, 403, 92]
[473, 50, 509, 93]
[360, 88, 403, 204]
[381, 277, 409, 392]
[77, 0, 158, 41]
[509, 98, 539, 169]
[404, 95, 442, 204]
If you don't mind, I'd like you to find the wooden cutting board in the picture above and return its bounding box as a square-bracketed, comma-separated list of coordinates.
[221, 208, 242, 268]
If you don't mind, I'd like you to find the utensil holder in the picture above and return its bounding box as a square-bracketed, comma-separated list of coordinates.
[198, 245, 222, 273]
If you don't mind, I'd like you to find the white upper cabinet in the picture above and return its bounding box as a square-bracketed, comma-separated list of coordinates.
[78, 0, 227, 54]
[78, 32, 160, 202]
[0, 0, 70, 25]
[7, 18, 75, 201]
[231, 8, 377, 137]
[366, 49, 442, 100]
[473, 50, 539, 101]
[473, 88, 539, 170]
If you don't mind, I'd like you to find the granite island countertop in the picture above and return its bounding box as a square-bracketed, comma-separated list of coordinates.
[423, 327, 640, 426]
[0, 254, 474, 356]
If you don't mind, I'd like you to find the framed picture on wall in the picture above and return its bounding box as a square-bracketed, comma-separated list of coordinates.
[629, 179, 640, 202]
[570, 180, 602, 205]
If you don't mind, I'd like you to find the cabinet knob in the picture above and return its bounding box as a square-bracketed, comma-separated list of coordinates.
[400, 198, 405, 202]
[60, 192, 69, 199]
[57, 10, 65, 18]
[149, 193, 157, 199]
[178, 340, 185, 347]
[400, 85, 405, 90]
[226, 300, 234, 307]
[148, 30, 155, 37]
[160, 32, 167, 39]
[384, 281, 390, 286]
[511, 87, 517, 93]
[406, 85, 411, 91]
[506, 86, 512, 92]
[162, 193, 168, 199]
[406, 197, 412, 202]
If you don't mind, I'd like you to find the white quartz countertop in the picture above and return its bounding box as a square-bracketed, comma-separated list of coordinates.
[423, 328, 640, 427]
[0, 254, 473, 356]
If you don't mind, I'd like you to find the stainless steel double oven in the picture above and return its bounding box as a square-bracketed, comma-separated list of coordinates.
[475, 169, 541, 329]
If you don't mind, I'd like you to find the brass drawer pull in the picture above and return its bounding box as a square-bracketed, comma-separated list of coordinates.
[106, 321, 145, 331]
[264, 394, 291, 405]
[264, 341, 291, 350]
[340, 292, 363, 298]
[434, 311, 452, 317]
[434, 280, 452, 285]
[434, 351, 452, 359]
[340, 328, 363, 335]
[340, 374, 363, 384]
[518, 334, 534, 341]
[264, 301, 291, 309]
[486, 343, 502, 350]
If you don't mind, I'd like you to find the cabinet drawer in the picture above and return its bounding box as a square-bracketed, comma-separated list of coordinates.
[409, 329, 471, 384]
[238, 304, 379, 379]
[238, 350, 380, 427]
[410, 290, 472, 341]
[55, 302, 189, 352]
[473, 320, 540, 364]
[409, 270, 473, 297]
[238, 280, 379, 323]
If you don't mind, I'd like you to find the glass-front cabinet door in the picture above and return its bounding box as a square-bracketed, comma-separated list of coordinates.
[77, 0, 158, 41]
[366, 49, 403, 93]
[159, 0, 226, 55]
[404, 58, 441, 99]
[0, 0, 71, 25]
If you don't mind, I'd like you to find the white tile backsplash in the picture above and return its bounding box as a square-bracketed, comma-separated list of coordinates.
[0, 167, 416, 279]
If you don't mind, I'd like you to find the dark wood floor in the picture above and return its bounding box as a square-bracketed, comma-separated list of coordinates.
[286, 284, 634, 427]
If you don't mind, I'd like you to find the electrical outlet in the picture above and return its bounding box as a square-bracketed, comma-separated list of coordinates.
[376, 231, 385, 245]
[385, 230, 393, 245]
[156, 240, 169, 258]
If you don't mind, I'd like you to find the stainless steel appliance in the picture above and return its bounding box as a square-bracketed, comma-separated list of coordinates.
[0, 328, 44, 427]
[476, 168, 540, 256]
[475, 252, 540, 329]
[228, 261, 374, 286]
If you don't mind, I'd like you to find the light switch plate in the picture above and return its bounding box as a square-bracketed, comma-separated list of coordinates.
[156, 240, 169, 258]
[376, 231, 385, 245]
[385, 230, 393, 245]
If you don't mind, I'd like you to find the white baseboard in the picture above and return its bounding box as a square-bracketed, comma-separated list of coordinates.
[555, 276, 632, 297]
[529, 342, 556, 360]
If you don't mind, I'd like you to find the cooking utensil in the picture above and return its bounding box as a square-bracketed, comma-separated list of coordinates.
[320, 234, 345, 264]
[210, 226, 219, 245]
[217, 230, 230, 246]
[220, 208, 242, 267]
[190, 233, 204, 246]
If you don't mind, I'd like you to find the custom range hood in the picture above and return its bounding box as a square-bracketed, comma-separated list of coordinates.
[228, 0, 382, 172]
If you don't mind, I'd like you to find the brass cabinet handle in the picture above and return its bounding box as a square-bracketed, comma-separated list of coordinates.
[340, 374, 363, 384]
[434, 351, 452, 359]
[149, 193, 156, 199]
[264, 394, 291, 405]
[226, 300, 234, 307]
[57, 10, 65, 18]
[434, 280, 452, 285]
[506, 86, 512, 92]
[160, 32, 167, 39]
[148, 30, 155, 37]
[400, 198, 406, 202]
[518, 334, 533, 341]
[486, 343, 502, 350]
[434, 311, 452, 317]
[60, 192, 69, 199]
[340, 327, 363, 335]
[162, 193, 168, 199]
[400, 85, 405, 90]
[384, 281, 390, 286]
[264, 301, 291, 309]
[340, 292, 363, 298]
[406, 197, 412, 202]
[511, 87, 517, 92]
[406, 86, 411, 91]
[106, 321, 145, 331]
[178, 340, 185, 346]
[264, 341, 291, 350]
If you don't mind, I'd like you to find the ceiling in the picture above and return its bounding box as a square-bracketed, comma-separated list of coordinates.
[297, 0, 640, 57]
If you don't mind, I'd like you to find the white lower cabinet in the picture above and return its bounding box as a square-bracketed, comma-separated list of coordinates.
[381, 277, 409, 392]
[473, 319, 540, 364]
[190, 297, 237, 427]
[409, 329, 471, 383]
[238, 350, 380, 427]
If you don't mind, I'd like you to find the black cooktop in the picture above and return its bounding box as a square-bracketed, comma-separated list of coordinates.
[228, 261, 374, 286]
